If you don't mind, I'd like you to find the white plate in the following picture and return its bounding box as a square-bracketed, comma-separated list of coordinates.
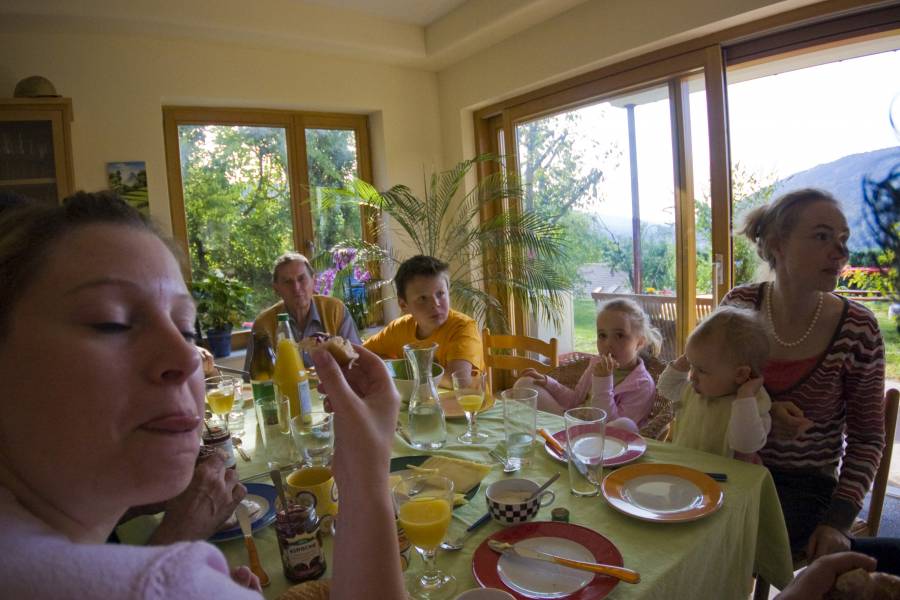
[497, 537, 595, 599]
[621, 474, 704, 514]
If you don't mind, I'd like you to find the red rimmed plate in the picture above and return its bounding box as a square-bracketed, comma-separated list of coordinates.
[601, 463, 723, 523]
[544, 426, 646, 467]
[472, 521, 623, 599]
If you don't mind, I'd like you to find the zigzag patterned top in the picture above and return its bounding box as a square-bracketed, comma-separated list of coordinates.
[722, 283, 886, 530]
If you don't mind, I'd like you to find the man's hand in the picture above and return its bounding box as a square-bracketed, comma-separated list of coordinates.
[312, 344, 400, 487]
[592, 354, 618, 378]
[737, 376, 764, 399]
[519, 368, 548, 386]
[776, 552, 875, 600]
[148, 452, 246, 544]
[771, 401, 814, 439]
[806, 524, 851, 561]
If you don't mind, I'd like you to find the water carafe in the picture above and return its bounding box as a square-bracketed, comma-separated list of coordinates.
[404, 343, 446, 450]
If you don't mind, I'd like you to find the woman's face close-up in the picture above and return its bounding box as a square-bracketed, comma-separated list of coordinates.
[774, 200, 850, 292]
[0, 224, 204, 515]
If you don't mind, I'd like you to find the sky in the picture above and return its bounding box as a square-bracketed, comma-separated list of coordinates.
[518, 46, 900, 227]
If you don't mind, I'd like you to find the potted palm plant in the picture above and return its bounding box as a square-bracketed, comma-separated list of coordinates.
[191, 269, 253, 357]
[320, 155, 573, 332]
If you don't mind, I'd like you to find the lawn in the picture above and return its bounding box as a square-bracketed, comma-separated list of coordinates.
[573, 298, 899, 380]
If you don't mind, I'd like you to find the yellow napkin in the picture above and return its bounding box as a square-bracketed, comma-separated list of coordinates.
[418, 456, 492, 494]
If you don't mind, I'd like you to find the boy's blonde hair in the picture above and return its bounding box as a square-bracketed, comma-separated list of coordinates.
[688, 306, 769, 374]
[596, 298, 662, 357]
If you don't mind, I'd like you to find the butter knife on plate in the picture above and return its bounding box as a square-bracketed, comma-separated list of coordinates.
[236, 503, 270, 587]
[488, 540, 640, 584]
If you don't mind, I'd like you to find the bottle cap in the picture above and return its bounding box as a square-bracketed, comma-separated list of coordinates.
[551, 507, 569, 522]
[277, 313, 290, 321]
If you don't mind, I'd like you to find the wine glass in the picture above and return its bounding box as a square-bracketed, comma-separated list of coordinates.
[452, 369, 489, 444]
[393, 475, 456, 599]
[204, 376, 240, 430]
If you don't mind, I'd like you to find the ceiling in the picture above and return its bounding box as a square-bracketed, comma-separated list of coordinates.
[297, 0, 469, 26]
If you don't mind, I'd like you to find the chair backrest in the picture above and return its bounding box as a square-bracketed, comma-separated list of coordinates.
[864, 387, 899, 536]
[482, 327, 558, 393]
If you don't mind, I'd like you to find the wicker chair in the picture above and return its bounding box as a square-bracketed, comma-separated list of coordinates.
[545, 352, 673, 441]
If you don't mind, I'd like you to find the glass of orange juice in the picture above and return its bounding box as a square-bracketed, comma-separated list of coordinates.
[452, 370, 489, 444]
[205, 376, 240, 430]
[393, 475, 456, 599]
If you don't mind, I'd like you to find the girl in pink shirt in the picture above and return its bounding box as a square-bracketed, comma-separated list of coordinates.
[514, 298, 660, 430]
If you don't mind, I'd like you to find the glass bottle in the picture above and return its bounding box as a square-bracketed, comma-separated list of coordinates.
[249, 331, 277, 422]
[404, 343, 446, 450]
[273, 313, 312, 429]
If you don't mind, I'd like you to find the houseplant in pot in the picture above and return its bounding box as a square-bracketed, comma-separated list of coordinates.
[191, 269, 253, 357]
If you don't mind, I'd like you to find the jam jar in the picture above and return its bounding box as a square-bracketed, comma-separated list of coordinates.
[275, 493, 327, 582]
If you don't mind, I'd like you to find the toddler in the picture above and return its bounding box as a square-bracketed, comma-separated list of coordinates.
[514, 298, 660, 429]
[659, 306, 772, 461]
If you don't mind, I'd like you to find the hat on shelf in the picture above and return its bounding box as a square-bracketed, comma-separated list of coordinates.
[13, 76, 60, 98]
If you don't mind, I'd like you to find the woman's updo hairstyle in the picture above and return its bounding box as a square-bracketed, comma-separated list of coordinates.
[0, 191, 160, 339]
[739, 188, 841, 269]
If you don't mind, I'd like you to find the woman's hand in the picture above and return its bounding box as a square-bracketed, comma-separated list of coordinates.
[149, 452, 246, 544]
[311, 344, 400, 486]
[230, 565, 262, 592]
[592, 354, 618, 378]
[806, 524, 851, 561]
[519, 368, 547, 386]
[776, 552, 875, 600]
[771, 401, 814, 439]
[197, 346, 217, 377]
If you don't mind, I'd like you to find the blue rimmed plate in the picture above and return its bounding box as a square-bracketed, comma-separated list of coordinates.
[209, 482, 277, 543]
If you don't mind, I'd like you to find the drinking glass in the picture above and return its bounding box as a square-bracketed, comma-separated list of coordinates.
[501, 388, 538, 470]
[564, 406, 607, 497]
[393, 475, 456, 600]
[205, 376, 240, 430]
[290, 412, 334, 467]
[452, 370, 489, 444]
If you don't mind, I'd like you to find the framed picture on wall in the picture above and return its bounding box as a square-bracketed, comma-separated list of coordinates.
[107, 161, 148, 215]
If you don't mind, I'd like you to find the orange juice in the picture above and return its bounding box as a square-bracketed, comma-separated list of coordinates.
[206, 389, 234, 415]
[457, 394, 483, 414]
[397, 497, 451, 550]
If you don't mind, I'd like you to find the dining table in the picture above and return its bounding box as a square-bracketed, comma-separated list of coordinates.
[118, 388, 793, 599]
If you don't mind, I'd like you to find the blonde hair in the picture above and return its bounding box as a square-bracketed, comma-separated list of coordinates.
[740, 188, 841, 269]
[596, 298, 662, 357]
[688, 306, 769, 374]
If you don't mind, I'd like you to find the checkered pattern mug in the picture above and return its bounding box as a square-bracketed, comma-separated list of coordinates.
[485, 478, 556, 526]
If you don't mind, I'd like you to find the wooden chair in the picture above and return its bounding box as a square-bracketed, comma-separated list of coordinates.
[482, 327, 557, 394]
[752, 387, 899, 600]
[850, 387, 899, 537]
[543, 352, 674, 441]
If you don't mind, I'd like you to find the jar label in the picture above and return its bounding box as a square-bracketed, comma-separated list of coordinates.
[203, 437, 236, 469]
[282, 532, 323, 568]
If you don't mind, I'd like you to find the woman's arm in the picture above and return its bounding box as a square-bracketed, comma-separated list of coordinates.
[311, 345, 405, 600]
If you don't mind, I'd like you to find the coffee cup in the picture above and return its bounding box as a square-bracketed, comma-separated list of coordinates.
[485, 478, 555, 526]
[286, 466, 339, 524]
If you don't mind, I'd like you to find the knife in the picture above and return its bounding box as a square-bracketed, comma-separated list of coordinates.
[235, 504, 270, 587]
[488, 540, 640, 584]
[538, 428, 568, 460]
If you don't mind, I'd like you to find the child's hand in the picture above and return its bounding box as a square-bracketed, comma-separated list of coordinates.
[592, 354, 618, 378]
[672, 354, 690, 372]
[737, 376, 764, 398]
[519, 368, 547, 386]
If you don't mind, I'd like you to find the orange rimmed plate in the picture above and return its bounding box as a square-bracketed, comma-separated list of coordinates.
[601, 463, 723, 523]
[439, 391, 496, 419]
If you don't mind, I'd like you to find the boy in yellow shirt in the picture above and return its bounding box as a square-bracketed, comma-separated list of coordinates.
[364, 255, 483, 385]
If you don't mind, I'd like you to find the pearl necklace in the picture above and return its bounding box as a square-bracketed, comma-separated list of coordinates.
[766, 285, 824, 348]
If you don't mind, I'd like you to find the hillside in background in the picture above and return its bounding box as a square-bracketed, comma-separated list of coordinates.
[771, 145, 900, 250]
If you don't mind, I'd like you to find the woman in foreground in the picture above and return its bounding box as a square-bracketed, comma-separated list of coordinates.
[0, 192, 404, 599]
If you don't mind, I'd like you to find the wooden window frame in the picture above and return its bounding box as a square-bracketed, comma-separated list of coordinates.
[473, 0, 894, 351]
[162, 107, 374, 347]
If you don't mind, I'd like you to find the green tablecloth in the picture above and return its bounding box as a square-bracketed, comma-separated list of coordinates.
[124, 399, 793, 599]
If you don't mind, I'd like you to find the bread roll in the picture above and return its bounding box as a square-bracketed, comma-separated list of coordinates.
[299, 334, 358, 367]
[826, 568, 900, 600]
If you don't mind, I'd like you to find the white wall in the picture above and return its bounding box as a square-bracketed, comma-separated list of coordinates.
[0, 29, 443, 236]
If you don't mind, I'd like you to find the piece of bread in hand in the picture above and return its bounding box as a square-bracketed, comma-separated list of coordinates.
[276, 579, 330, 600]
[826, 568, 900, 600]
[299, 334, 359, 367]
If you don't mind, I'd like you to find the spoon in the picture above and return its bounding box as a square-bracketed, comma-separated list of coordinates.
[489, 448, 518, 473]
[528, 472, 560, 500]
[232, 436, 251, 462]
[440, 511, 492, 551]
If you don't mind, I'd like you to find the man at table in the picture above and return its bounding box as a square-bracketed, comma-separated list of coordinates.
[364, 255, 483, 385]
[244, 252, 361, 371]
